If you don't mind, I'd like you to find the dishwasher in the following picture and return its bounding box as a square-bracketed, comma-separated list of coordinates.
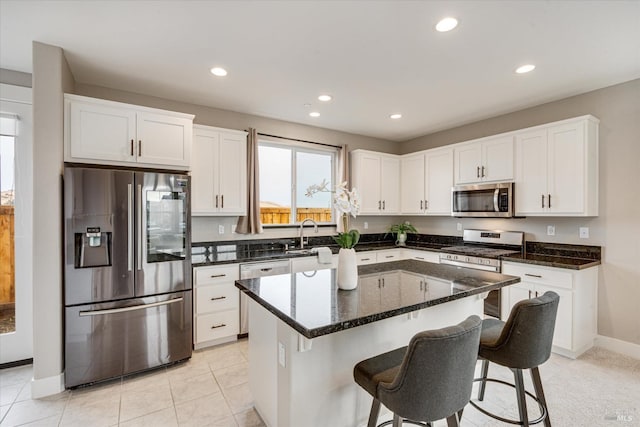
[239, 259, 291, 336]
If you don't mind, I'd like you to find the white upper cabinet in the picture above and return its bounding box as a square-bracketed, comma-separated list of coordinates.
[454, 135, 514, 184]
[400, 147, 453, 215]
[351, 150, 400, 215]
[64, 94, 194, 170]
[515, 116, 599, 216]
[192, 125, 247, 216]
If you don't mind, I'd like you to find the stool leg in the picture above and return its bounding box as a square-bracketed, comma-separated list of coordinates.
[392, 413, 401, 427]
[477, 359, 490, 401]
[531, 367, 551, 427]
[368, 398, 381, 427]
[446, 412, 461, 427]
[513, 368, 529, 427]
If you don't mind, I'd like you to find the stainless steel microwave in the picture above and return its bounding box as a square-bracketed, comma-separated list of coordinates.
[451, 182, 514, 217]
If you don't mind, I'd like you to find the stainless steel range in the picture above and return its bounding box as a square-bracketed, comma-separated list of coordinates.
[439, 229, 524, 318]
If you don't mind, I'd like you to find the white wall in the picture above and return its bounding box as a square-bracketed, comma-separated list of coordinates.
[30, 41, 74, 397]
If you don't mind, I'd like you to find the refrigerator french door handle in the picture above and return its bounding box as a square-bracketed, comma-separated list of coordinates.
[127, 183, 133, 271]
[78, 297, 184, 317]
[137, 184, 142, 270]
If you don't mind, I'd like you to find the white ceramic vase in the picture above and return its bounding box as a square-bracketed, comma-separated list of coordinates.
[337, 248, 358, 290]
[396, 232, 407, 246]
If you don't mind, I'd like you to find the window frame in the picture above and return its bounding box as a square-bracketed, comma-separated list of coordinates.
[258, 139, 338, 227]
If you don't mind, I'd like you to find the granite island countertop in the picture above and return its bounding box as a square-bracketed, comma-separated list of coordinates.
[235, 259, 520, 339]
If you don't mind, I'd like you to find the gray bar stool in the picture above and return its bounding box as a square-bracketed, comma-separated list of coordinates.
[470, 291, 560, 426]
[353, 315, 482, 427]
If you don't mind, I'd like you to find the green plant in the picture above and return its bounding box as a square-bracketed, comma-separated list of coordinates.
[388, 223, 418, 236]
[333, 229, 360, 249]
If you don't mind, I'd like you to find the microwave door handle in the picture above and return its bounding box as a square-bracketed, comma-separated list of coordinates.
[493, 188, 500, 212]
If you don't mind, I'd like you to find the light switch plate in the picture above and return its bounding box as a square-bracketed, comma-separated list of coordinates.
[457, 223, 463, 231]
[363, 222, 369, 230]
[218, 225, 225, 234]
[547, 225, 555, 236]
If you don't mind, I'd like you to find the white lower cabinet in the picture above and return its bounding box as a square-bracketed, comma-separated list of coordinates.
[401, 249, 440, 264]
[193, 264, 240, 349]
[502, 261, 598, 358]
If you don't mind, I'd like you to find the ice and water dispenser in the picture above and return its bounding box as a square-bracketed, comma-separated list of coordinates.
[74, 225, 112, 268]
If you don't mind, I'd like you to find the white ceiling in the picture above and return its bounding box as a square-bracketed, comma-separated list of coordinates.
[2, 1, 639, 142]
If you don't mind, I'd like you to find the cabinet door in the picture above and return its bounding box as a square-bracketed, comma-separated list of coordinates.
[380, 155, 400, 213]
[354, 153, 382, 214]
[482, 136, 514, 182]
[535, 285, 573, 350]
[380, 272, 401, 309]
[191, 130, 219, 214]
[359, 275, 381, 314]
[218, 132, 247, 215]
[68, 100, 137, 163]
[424, 148, 453, 214]
[454, 143, 482, 184]
[136, 112, 191, 168]
[547, 122, 585, 214]
[400, 153, 425, 214]
[515, 129, 548, 215]
[507, 283, 533, 314]
[399, 272, 424, 306]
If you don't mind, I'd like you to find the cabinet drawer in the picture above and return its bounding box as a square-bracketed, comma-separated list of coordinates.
[503, 262, 573, 290]
[356, 252, 377, 265]
[195, 264, 239, 286]
[196, 283, 239, 314]
[196, 310, 239, 343]
[376, 250, 401, 263]
[402, 249, 439, 264]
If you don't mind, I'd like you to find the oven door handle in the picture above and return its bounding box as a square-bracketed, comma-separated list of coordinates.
[493, 188, 500, 212]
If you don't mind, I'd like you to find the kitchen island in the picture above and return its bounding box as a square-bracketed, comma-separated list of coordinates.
[235, 260, 519, 427]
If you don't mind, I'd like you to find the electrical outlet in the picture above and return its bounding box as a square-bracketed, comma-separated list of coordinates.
[457, 223, 462, 231]
[278, 342, 286, 367]
[579, 227, 589, 238]
[547, 225, 555, 236]
[218, 225, 225, 234]
[363, 222, 369, 229]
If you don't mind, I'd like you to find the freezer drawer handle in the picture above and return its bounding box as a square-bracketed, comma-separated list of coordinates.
[78, 297, 183, 317]
[210, 274, 226, 278]
[211, 323, 227, 329]
[210, 296, 227, 301]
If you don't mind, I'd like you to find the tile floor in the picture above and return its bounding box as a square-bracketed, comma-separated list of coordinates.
[1, 340, 639, 426]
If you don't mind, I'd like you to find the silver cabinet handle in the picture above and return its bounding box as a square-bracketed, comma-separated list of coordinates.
[210, 296, 227, 301]
[548, 194, 551, 208]
[221, 194, 224, 209]
[481, 166, 485, 177]
[137, 184, 142, 270]
[210, 274, 226, 278]
[211, 323, 227, 329]
[79, 297, 183, 317]
[130, 139, 134, 156]
[215, 195, 219, 208]
[138, 140, 142, 157]
[477, 166, 480, 178]
[541, 194, 545, 208]
[425, 200, 428, 210]
[127, 183, 133, 271]
[420, 200, 423, 210]
[382, 200, 386, 210]
[525, 273, 542, 278]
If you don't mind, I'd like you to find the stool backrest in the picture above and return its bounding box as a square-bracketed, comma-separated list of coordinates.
[378, 315, 482, 422]
[483, 291, 560, 369]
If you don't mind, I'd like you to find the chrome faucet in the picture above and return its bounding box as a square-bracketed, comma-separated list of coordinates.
[299, 218, 318, 249]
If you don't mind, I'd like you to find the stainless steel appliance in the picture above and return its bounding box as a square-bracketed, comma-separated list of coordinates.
[451, 182, 514, 217]
[63, 166, 192, 388]
[439, 229, 524, 318]
[239, 260, 290, 335]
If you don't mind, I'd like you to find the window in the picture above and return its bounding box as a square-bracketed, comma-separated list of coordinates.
[258, 141, 336, 225]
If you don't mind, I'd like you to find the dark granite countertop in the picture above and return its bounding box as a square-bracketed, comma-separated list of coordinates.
[235, 259, 520, 339]
[502, 241, 601, 270]
[192, 234, 454, 266]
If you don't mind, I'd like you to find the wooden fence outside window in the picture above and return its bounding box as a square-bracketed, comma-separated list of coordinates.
[0, 206, 15, 304]
[260, 207, 332, 225]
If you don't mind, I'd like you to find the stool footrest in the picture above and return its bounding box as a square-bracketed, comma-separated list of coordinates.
[470, 377, 547, 425]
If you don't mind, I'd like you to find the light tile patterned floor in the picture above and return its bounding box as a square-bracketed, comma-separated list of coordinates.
[1, 340, 639, 426]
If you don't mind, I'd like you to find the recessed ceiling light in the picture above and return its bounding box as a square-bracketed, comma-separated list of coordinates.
[318, 94, 332, 102]
[436, 17, 458, 32]
[210, 67, 228, 77]
[515, 64, 536, 74]
[390, 114, 402, 120]
[309, 112, 320, 118]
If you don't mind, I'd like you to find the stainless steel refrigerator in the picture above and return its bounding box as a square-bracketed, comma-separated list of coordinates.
[63, 166, 192, 388]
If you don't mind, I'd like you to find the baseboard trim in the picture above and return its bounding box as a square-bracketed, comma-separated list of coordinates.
[31, 372, 65, 398]
[595, 335, 640, 360]
[0, 358, 33, 370]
